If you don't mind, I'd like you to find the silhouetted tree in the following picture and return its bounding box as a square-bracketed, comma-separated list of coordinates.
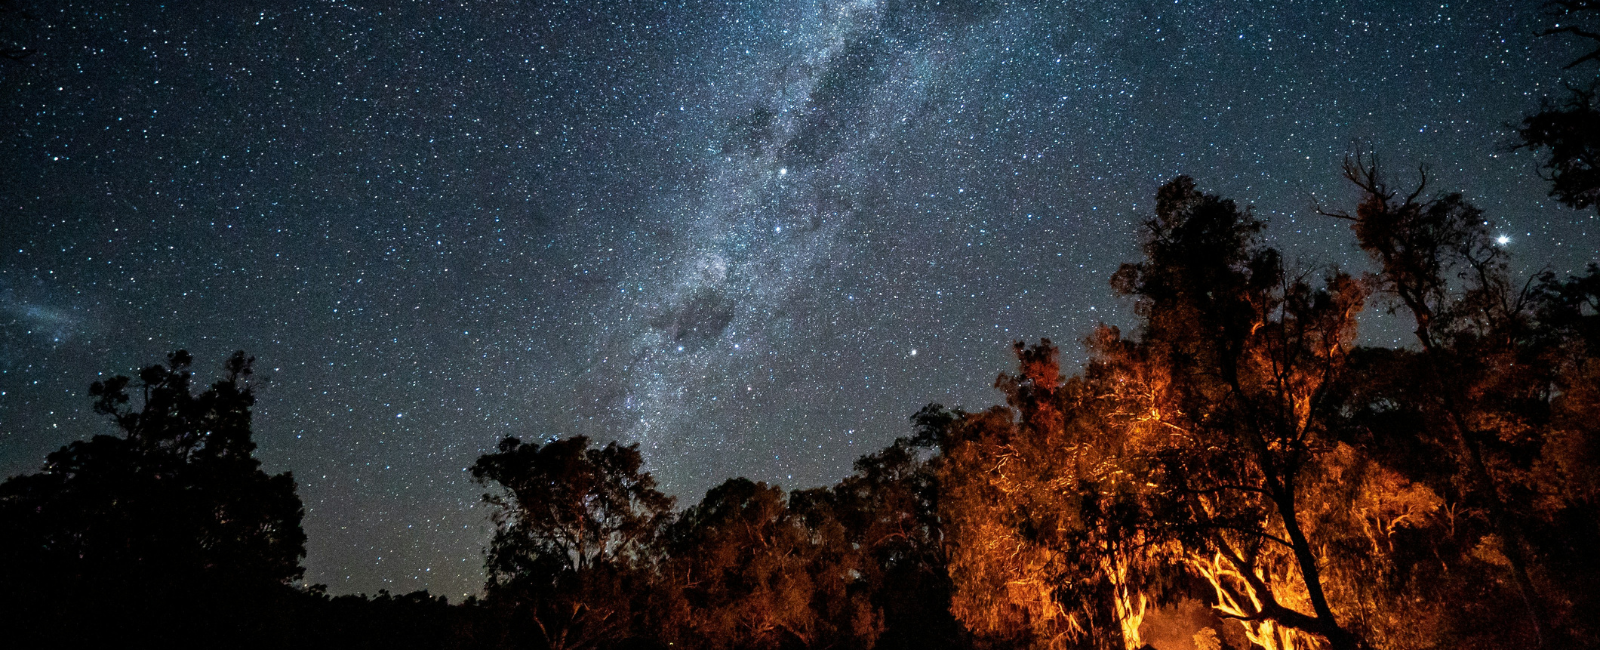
[1517, 0, 1600, 213]
[787, 486, 887, 650]
[0, 350, 306, 648]
[291, 588, 469, 650]
[829, 435, 964, 650]
[1517, 86, 1600, 213]
[1541, 0, 1600, 69]
[470, 436, 674, 650]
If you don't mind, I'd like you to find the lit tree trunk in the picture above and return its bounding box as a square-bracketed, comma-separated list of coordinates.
[1191, 553, 1311, 650]
[1270, 479, 1354, 650]
[1105, 553, 1150, 650]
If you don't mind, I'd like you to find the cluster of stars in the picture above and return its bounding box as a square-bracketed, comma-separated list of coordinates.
[1, 0, 1594, 601]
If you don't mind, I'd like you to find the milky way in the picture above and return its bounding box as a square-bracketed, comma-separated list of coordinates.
[591, 0, 971, 487]
[2, 0, 1595, 600]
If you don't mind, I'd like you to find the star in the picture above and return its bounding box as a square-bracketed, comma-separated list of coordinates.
[1, 0, 1586, 600]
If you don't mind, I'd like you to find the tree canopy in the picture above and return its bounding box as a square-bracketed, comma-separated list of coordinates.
[0, 350, 306, 648]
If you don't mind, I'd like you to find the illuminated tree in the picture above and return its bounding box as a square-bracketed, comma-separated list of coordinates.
[935, 338, 1187, 650]
[1111, 176, 1369, 650]
[928, 174, 1600, 650]
[938, 402, 1083, 650]
[665, 477, 880, 650]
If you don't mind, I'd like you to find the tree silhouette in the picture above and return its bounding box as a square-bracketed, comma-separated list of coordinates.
[0, 350, 305, 648]
[1517, 86, 1600, 213]
[1540, 0, 1600, 69]
[829, 435, 964, 650]
[470, 435, 674, 650]
[1517, 0, 1600, 213]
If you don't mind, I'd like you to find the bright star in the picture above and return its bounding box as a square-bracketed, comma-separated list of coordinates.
[1496, 235, 1511, 246]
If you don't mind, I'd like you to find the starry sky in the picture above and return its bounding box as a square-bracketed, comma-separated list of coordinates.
[1, 0, 1595, 600]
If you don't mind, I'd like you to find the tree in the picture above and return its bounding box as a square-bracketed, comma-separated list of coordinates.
[1325, 154, 1600, 648]
[1527, 265, 1600, 646]
[934, 340, 1181, 650]
[1516, 0, 1600, 214]
[665, 477, 879, 650]
[829, 435, 964, 650]
[932, 179, 1380, 650]
[0, 350, 306, 647]
[1111, 176, 1369, 650]
[470, 435, 674, 650]
[923, 172, 1595, 650]
[1542, 0, 1600, 68]
[1326, 155, 1556, 645]
[1516, 86, 1600, 213]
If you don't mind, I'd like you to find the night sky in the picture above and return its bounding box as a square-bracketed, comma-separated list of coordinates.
[2, 0, 1595, 600]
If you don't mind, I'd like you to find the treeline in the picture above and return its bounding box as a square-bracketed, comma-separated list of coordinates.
[5, 5, 1600, 649]
[449, 155, 1599, 650]
[0, 346, 960, 650]
[2, 155, 1596, 650]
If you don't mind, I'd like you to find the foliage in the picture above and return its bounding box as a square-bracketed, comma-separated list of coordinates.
[831, 436, 965, 650]
[1518, 0, 1600, 213]
[470, 435, 675, 650]
[665, 478, 867, 650]
[0, 350, 306, 648]
[1517, 85, 1600, 213]
[933, 169, 1598, 650]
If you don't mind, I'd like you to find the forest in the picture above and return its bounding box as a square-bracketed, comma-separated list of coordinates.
[4, 157, 1597, 650]
[3, 3, 1599, 650]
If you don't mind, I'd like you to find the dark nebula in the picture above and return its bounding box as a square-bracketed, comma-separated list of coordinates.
[1, 0, 1593, 600]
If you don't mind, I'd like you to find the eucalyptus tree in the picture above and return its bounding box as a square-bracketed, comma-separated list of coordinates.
[471, 436, 674, 650]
